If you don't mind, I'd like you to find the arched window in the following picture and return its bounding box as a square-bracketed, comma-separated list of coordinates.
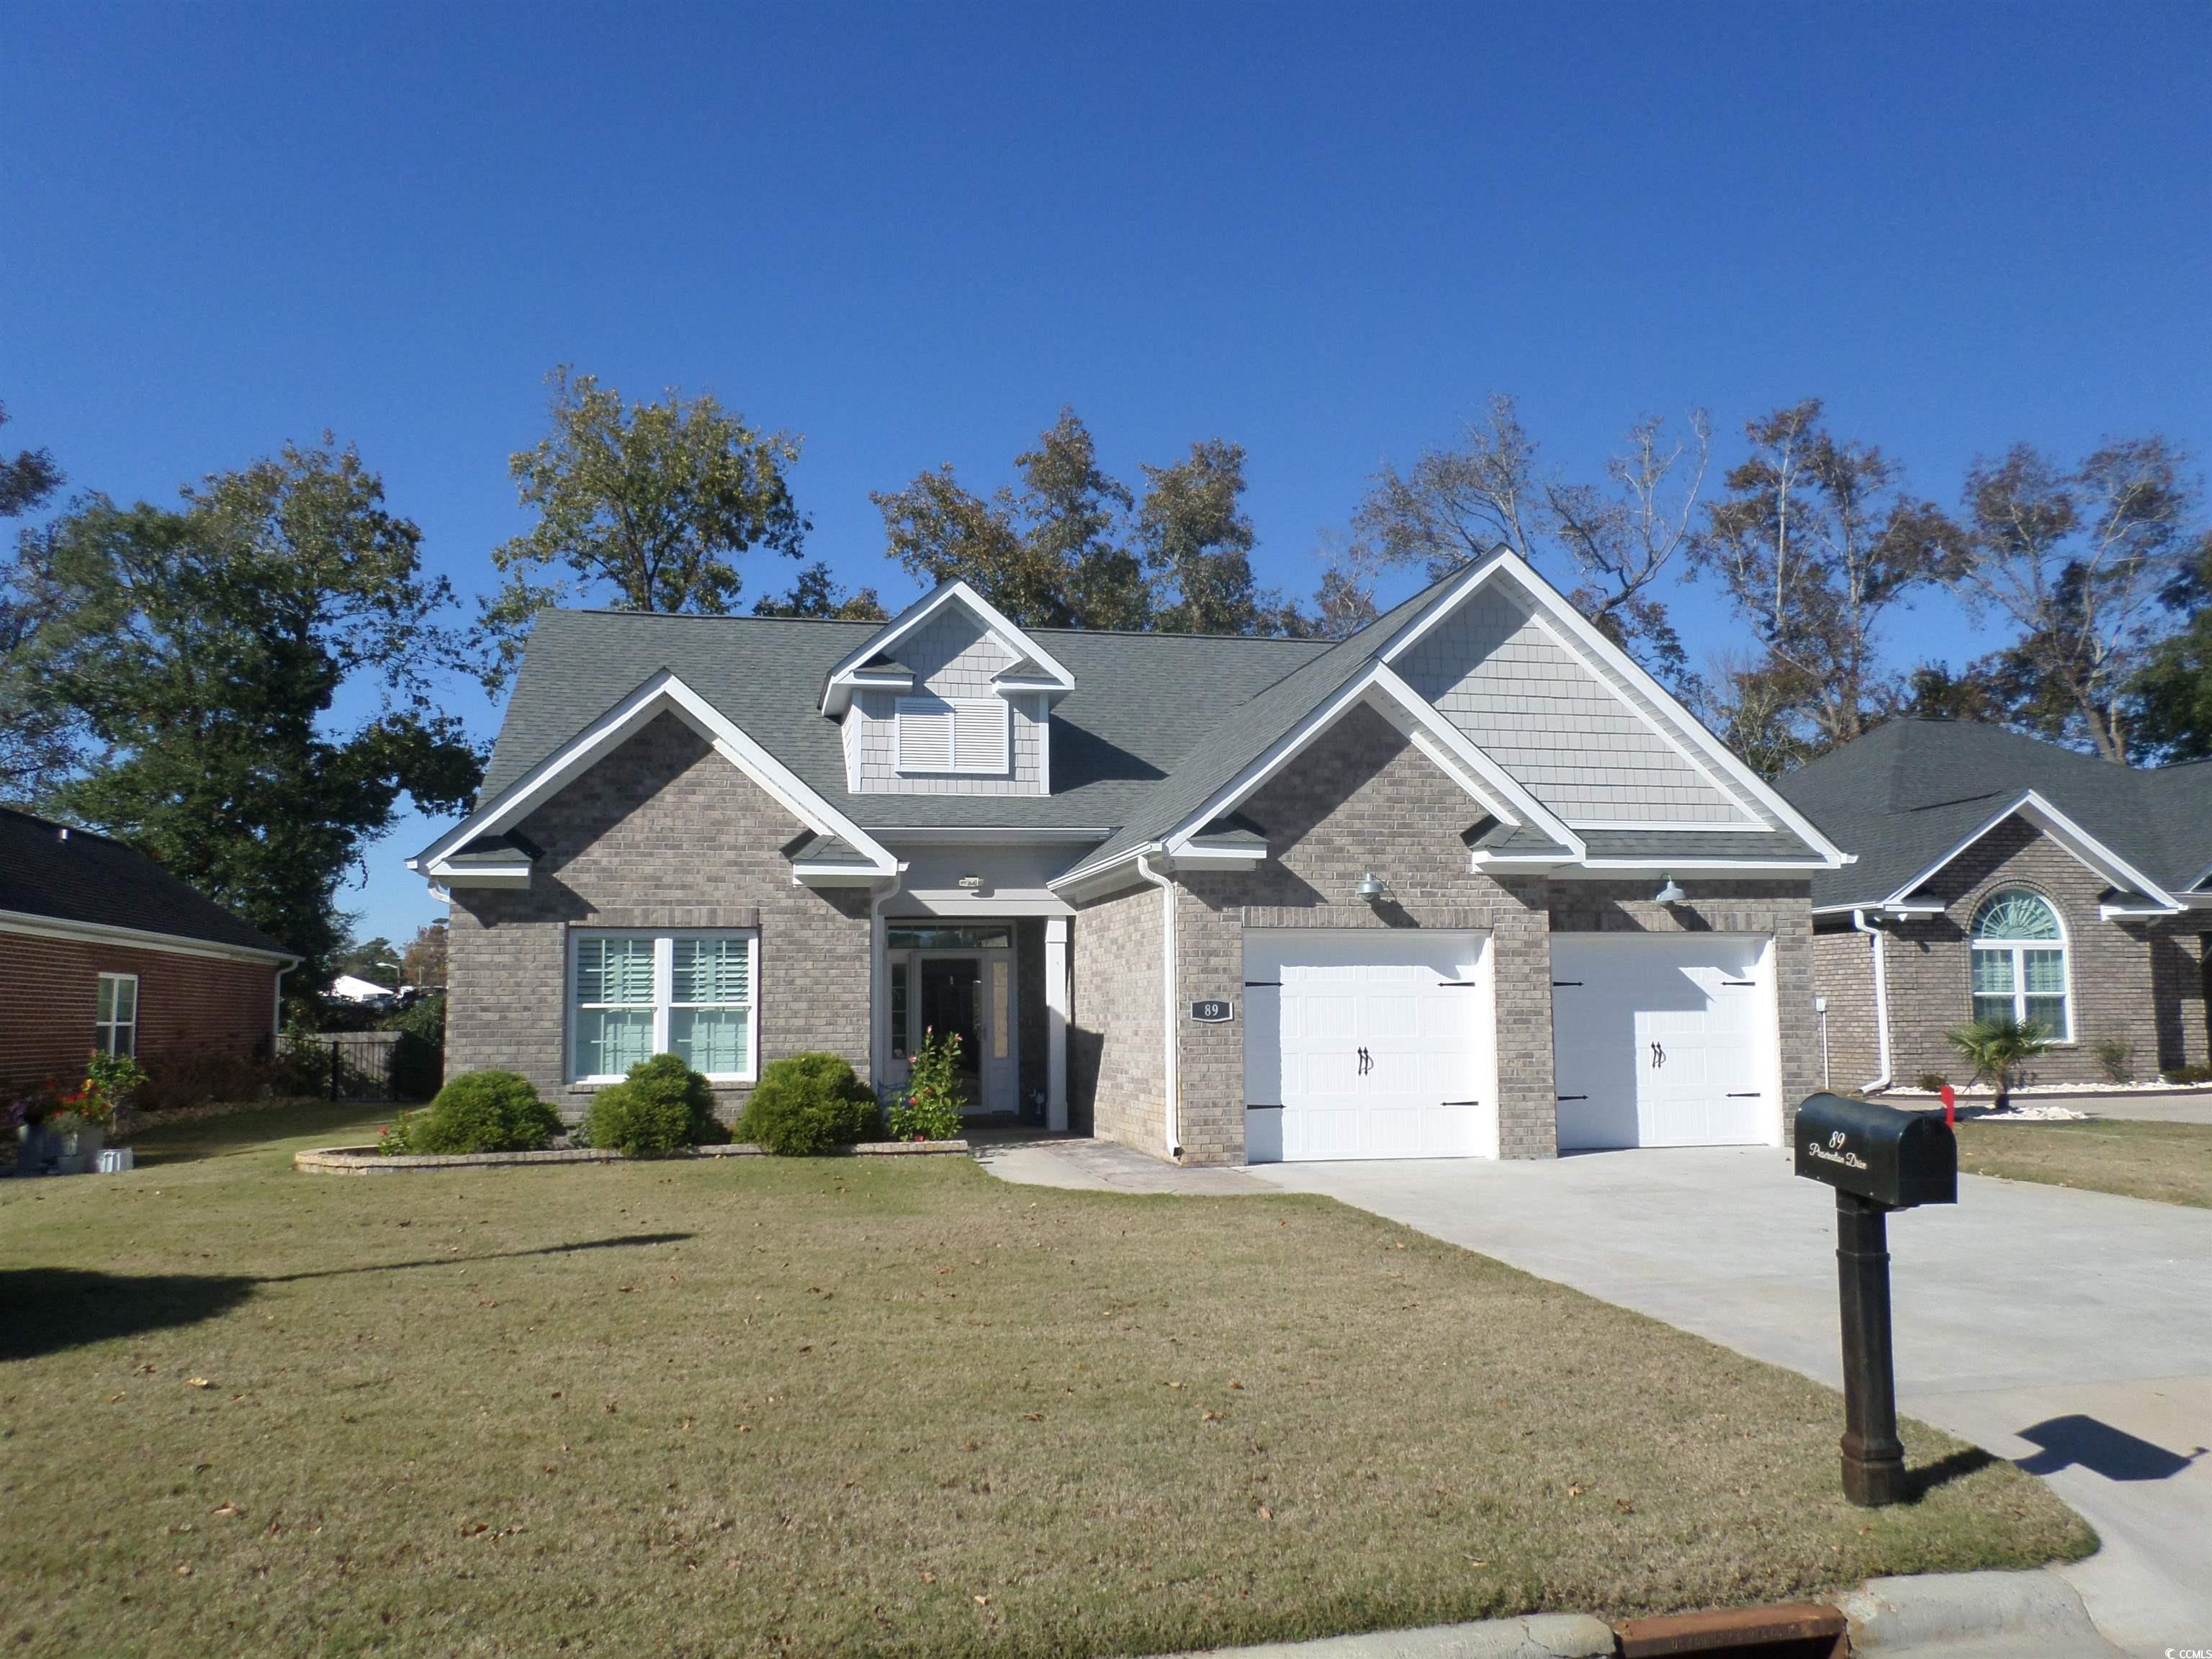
[1970, 889, 2069, 1038]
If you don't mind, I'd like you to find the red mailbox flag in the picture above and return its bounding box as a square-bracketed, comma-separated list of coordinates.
[1939, 1083, 1956, 1127]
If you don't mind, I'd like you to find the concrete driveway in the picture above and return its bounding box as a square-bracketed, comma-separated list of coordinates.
[1248, 1148, 2212, 1658]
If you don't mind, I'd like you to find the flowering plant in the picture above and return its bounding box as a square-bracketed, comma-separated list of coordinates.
[4, 1084, 60, 1136]
[55, 1052, 148, 1128]
[888, 1028, 966, 1141]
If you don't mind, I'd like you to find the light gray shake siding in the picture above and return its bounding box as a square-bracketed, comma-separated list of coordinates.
[446, 712, 872, 1117]
[843, 608, 1049, 796]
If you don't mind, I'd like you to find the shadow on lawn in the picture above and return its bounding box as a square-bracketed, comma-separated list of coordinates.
[1899, 1446, 1998, 1501]
[0, 1233, 694, 1361]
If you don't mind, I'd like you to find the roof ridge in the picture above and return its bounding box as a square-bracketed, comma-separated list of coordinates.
[0, 804, 123, 848]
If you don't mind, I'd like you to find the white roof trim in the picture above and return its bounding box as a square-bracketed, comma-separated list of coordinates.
[414, 670, 896, 878]
[0, 908, 300, 966]
[1564, 818, 1772, 832]
[1389, 549, 1849, 867]
[1147, 662, 1581, 864]
[1886, 789, 2181, 911]
[820, 580, 1075, 715]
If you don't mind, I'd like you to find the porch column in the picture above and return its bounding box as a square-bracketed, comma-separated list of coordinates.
[1045, 915, 1069, 1132]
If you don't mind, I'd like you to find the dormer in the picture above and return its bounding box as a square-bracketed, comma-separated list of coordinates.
[821, 582, 1075, 797]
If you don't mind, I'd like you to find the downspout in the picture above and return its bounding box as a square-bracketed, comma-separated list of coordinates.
[1136, 849, 1181, 1161]
[868, 863, 908, 1098]
[1852, 909, 1892, 1093]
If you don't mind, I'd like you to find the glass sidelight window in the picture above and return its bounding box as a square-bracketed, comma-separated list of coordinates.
[1969, 889, 2069, 1039]
[572, 931, 756, 1083]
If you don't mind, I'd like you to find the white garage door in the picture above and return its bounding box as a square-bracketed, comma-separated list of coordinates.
[1244, 930, 1494, 1162]
[1550, 934, 1777, 1150]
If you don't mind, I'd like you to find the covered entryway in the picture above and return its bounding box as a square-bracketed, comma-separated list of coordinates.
[1243, 929, 1495, 1162]
[1550, 933, 1778, 1149]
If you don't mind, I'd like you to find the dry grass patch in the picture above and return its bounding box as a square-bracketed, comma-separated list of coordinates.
[1, 1102, 2090, 1657]
[1956, 1116, 2212, 1208]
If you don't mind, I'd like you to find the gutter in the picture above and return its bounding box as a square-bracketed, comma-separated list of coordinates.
[1852, 909, 1892, 1093]
[1136, 849, 1181, 1161]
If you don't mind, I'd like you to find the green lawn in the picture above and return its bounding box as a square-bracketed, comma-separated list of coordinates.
[1956, 1116, 2212, 1209]
[1, 1103, 2090, 1658]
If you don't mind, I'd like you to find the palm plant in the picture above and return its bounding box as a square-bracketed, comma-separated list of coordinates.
[1944, 1015, 2052, 1109]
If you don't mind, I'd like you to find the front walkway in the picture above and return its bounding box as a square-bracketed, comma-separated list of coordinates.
[1245, 1148, 2212, 1659]
[968, 1127, 1271, 1195]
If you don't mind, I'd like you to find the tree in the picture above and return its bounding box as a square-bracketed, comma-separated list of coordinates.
[400, 917, 450, 990]
[1692, 655, 1815, 781]
[1138, 439, 1307, 636]
[0, 400, 71, 795]
[751, 559, 888, 620]
[1353, 394, 1711, 684]
[874, 408, 1316, 635]
[2131, 530, 2212, 761]
[1693, 399, 1969, 757]
[4, 440, 483, 988]
[480, 367, 808, 687]
[1951, 439, 2197, 763]
[336, 935, 400, 984]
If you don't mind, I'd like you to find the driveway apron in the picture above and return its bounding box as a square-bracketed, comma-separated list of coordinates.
[1248, 1148, 2212, 1658]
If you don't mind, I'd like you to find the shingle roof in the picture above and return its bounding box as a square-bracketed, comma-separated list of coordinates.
[459, 560, 1827, 879]
[1774, 720, 2212, 906]
[0, 807, 296, 957]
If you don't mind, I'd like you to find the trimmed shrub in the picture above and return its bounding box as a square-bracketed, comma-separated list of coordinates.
[739, 1053, 882, 1156]
[2164, 1063, 2212, 1085]
[2092, 1035, 2136, 1084]
[584, 1053, 727, 1156]
[397, 1069, 562, 1155]
[1915, 1071, 1949, 1093]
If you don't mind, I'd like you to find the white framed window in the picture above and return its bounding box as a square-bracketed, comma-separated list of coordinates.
[1969, 889, 2070, 1040]
[895, 695, 1010, 775]
[570, 930, 757, 1084]
[95, 972, 138, 1058]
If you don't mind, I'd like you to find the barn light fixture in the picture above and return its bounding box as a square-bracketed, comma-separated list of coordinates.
[1354, 871, 1392, 904]
[1654, 876, 1688, 904]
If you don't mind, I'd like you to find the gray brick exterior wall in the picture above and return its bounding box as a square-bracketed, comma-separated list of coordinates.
[1809, 927, 1881, 1091]
[1836, 815, 2212, 1087]
[447, 712, 873, 1119]
[1069, 881, 1164, 1151]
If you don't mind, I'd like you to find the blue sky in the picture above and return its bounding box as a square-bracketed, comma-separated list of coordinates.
[6, 3, 2208, 953]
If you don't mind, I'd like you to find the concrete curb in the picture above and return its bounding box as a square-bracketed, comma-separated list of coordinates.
[1168, 1613, 1614, 1659]
[1835, 1568, 2118, 1653]
[1156, 1568, 2116, 1658]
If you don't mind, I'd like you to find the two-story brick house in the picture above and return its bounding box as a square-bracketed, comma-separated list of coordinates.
[1777, 720, 2212, 1091]
[414, 549, 1848, 1166]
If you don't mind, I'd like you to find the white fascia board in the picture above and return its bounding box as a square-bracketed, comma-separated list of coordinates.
[1168, 845, 1269, 867]
[1886, 790, 2180, 911]
[1811, 900, 1943, 917]
[424, 863, 533, 889]
[1563, 858, 1847, 873]
[791, 864, 887, 888]
[1407, 550, 1852, 868]
[881, 827, 1112, 845]
[819, 581, 1076, 715]
[2100, 902, 2185, 919]
[1564, 818, 1773, 832]
[1047, 842, 1165, 902]
[418, 671, 895, 877]
[0, 909, 300, 967]
[1468, 855, 1570, 872]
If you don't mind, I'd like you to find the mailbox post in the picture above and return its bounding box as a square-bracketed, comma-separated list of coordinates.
[1794, 1093, 1957, 1507]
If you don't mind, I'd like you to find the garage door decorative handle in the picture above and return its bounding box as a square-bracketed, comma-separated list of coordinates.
[1357, 1047, 1372, 1076]
[1649, 1040, 1666, 1069]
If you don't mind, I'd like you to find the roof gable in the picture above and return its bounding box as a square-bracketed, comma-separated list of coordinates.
[820, 581, 1075, 715]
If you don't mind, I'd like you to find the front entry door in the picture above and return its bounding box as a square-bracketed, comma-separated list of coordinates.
[915, 951, 1017, 1115]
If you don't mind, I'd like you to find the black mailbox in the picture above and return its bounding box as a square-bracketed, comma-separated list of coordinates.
[1794, 1092, 1956, 1210]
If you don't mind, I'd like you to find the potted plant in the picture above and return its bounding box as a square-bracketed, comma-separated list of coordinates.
[6, 1083, 63, 1176]
[50, 1053, 146, 1173]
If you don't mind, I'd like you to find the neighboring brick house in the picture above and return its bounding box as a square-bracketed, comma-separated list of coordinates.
[1776, 721, 2212, 1092]
[415, 551, 1848, 1165]
[1, 807, 298, 1094]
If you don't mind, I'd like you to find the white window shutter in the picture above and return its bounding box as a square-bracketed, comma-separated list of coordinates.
[896, 698, 955, 771]
[956, 699, 1010, 773]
